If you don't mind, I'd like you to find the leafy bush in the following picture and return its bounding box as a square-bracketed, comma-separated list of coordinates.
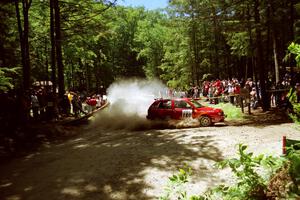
[0, 67, 19, 92]
[286, 87, 300, 125]
[213, 144, 284, 200]
[287, 42, 300, 66]
[159, 166, 192, 200]
[160, 144, 300, 200]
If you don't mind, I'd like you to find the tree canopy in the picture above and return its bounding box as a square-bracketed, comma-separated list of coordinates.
[1, 0, 300, 104]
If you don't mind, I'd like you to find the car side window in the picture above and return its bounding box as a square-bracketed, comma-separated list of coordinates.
[158, 100, 172, 109]
[174, 100, 191, 108]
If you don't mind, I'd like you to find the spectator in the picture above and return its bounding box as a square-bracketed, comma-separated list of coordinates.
[86, 96, 97, 112]
[68, 91, 74, 114]
[31, 91, 40, 120]
[226, 82, 233, 104]
[96, 95, 102, 108]
[72, 94, 87, 118]
[61, 92, 71, 116]
[37, 88, 47, 120]
[234, 83, 241, 106]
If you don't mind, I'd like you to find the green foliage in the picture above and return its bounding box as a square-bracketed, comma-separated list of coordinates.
[226, 32, 250, 57]
[160, 144, 300, 200]
[283, 145, 300, 197]
[1, 0, 298, 93]
[0, 3, 19, 70]
[214, 144, 284, 200]
[0, 67, 20, 92]
[287, 42, 300, 67]
[159, 166, 192, 200]
[287, 88, 300, 125]
[134, 10, 168, 78]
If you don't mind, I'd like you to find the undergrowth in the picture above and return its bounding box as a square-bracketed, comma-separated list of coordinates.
[160, 144, 300, 200]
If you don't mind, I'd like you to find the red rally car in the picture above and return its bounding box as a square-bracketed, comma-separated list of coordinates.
[146, 98, 225, 126]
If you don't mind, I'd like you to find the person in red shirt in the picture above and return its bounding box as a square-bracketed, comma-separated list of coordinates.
[86, 97, 97, 106]
[234, 84, 240, 94]
[234, 84, 241, 106]
[86, 96, 97, 112]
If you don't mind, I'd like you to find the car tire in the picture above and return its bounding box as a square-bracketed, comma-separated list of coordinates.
[199, 116, 212, 127]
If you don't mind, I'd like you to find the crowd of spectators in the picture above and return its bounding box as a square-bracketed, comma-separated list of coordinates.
[0, 86, 107, 127]
[0, 86, 108, 153]
[168, 77, 293, 110]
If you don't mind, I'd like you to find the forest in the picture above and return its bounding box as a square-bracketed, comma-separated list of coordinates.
[0, 0, 300, 110]
[2, 1, 300, 199]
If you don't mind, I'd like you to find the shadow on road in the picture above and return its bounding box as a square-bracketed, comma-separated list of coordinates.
[0, 125, 223, 200]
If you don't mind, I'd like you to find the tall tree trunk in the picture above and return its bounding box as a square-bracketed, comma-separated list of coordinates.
[254, 0, 269, 111]
[15, 0, 26, 84]
[15, 0, 31, 91]
[54, 0, 65, 98]
[44, 37, 49, 82]
[71, 61, 74, 89]
[269, 0, 280, 84]
[247, 5, 256, 86]
[273, 35, 279, 83]
[191, 21, 198, 85]
[212, 6, 219, 78]
[245, 60, 248, 80]
[86, 63, 91, 93]
[289, 0, 295, 41]
[50, 0, 56, 94]
[22, 0, 31, 91]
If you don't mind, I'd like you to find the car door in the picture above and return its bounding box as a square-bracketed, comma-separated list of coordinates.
[156, 100, 173, 119]
[173, 100, 193, 119]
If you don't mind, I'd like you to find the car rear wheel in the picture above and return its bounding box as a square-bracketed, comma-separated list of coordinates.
[199, 116, 212, 127]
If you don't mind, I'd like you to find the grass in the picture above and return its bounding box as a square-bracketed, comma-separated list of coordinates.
[209, 102, 245, 120]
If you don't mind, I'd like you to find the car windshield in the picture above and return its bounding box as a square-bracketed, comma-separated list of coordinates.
[189, 99, 203, 108]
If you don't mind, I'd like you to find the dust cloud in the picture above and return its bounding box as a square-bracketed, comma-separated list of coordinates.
[107, 79, 167, 117]
[90, 79, 201, 130]
[91, 79, 169, 130]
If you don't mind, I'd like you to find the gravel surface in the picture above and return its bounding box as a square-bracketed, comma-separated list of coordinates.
[0, 112, 299, 200]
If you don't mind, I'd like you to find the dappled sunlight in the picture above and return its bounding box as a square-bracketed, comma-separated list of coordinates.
[61, 187, 82, 197]
[5, 195, 21, 200]
[1, 122, 298, 199]
[23, 186, 33, 192]
[0, 182, 13, 188]
[73, 144, 90, 149]
[68, 178, 85, 184]
[0, 126, 225, 200]
[22, 152, 41, 162]
[84, 184, 98, 192]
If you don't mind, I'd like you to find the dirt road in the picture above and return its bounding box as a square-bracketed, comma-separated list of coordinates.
[0, 116, 299, 200]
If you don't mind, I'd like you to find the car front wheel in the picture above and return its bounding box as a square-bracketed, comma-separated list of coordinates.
[199, 116, 212, 127]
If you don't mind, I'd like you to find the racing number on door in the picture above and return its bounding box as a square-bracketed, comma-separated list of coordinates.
[174, 100, 193, 119]
[182, 109, 192, 118]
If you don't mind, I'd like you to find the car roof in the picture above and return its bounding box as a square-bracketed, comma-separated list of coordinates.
[154, 98, 190, 101]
